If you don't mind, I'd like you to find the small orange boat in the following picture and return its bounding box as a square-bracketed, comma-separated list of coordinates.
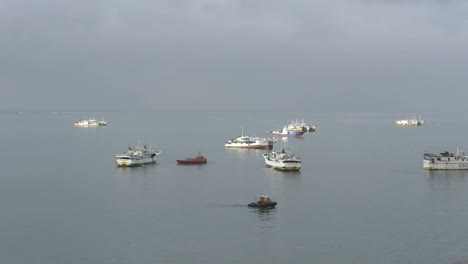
[177, 153, 207, 165]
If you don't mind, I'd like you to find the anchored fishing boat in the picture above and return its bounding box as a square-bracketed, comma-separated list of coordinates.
[248, 195, 277, 209]
[115, 143, 162, 167]
[423, 147, 468, 170]
[263, 148, 301, 171]
[177, 153, 207, 165]
[289, 119, 317, 132]
[269, 126, 305, 138]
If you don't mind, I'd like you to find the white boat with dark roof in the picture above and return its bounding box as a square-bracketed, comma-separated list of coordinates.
[263, 148, 301, 171]
[225, 127, 274, 149]
[423, 147, 468, 170]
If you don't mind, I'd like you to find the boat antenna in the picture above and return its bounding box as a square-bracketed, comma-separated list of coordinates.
[241, 126, 244, 137]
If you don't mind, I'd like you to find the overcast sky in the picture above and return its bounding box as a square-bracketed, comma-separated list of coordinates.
[1, 0, 467, 112]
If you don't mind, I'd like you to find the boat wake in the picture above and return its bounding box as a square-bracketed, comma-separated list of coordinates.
[206, 203, 247, 208]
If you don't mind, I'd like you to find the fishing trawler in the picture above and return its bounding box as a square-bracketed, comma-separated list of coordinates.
[115, 143, 162, 167]
[225, 127, 274, 149]
[248, 194, 277, 209]
[269, 126, 305, 138]
[289, 119, 317, 132]
[263, 148, 301, 171]
[423, 147, 468, 170]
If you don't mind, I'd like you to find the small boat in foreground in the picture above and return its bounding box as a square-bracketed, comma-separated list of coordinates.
[177, 153, 207, 165]
[248, 195, 277, 209]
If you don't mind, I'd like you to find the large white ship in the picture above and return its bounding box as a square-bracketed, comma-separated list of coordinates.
[116, 144, 162, 167]
[263, 148, 301, 171]
[423, 148, 468, 170]
[225, 127, 274, 149]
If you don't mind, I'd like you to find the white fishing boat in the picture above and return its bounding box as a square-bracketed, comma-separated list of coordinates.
[116, 143, 162, 167]
[269, 126, 305, 137]
[263, 148, 301, 171]
[395, 116, 423, 126]
[423, 147, 468, 170]
[289, 119, 317, 132]
[225, 127, 274, 149]
[74, 118, 98, 127]
[74, 117, 107, 127]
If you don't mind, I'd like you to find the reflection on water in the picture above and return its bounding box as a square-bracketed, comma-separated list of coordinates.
[115, 164, 156, 177]
[224, 148, 268, 162]
[205, 203, 247, 208]
[424, 170, 468, 186]
[251, 207, 277, 230]
[224, 148, 266, 153]
[263, 168, 301, 190]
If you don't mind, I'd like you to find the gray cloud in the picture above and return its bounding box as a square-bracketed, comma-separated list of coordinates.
[1, 0, 468, 112]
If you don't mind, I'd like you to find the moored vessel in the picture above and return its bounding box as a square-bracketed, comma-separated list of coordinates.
[177, 153, 207, 165]
[395, 116, 423, 126]
[269, 126, 305, 138]
[74, 118, 98, 127]
[74, 117, 108, 127]
[263, 148, 301, 171]
[225, 127, 274, 149]
[423, 147, 468, 170]
[248, 195, 277, 209]
[116, 143, 162, 167]
[289, 119, 317, 132]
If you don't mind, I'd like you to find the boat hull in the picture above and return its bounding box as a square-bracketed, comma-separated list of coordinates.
[116, 157, 157, 167]
[269, 132, 305, 138]
[423, 160, 468, 170]
[177, 159, 207, 165]
[248, 202, 277, 208]
[225, 143, 272, 149]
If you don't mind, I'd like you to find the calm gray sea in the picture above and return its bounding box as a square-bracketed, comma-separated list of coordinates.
[1, 110, 468, 264]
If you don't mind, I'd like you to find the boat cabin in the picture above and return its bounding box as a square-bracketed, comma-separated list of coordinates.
[257, 195, 273, 204]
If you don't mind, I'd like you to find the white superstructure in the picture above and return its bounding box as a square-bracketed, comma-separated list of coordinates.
[263, 148, 301, 171]
[74, 117, 107, 127]
[423, 147, 468, 170]
[395, 116, 423, 126]
[116, 144, 162, 167]
[225, 127, 274, 149]
[289, 119, 317, 132]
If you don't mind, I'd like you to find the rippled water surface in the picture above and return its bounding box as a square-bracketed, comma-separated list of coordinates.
[1, 111, 468, 264]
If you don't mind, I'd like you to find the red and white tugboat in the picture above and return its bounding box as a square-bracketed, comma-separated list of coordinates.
[248, 195, 277, 209]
